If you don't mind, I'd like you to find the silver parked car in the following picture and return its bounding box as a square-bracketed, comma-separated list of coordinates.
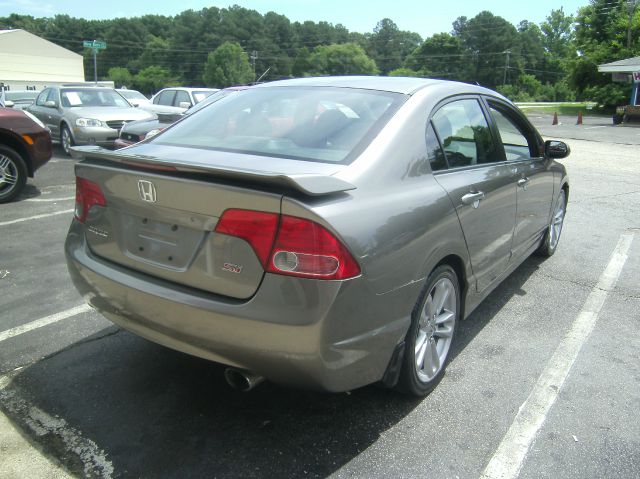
[27, 86, 155, 155]
[66, 77, 570, 396]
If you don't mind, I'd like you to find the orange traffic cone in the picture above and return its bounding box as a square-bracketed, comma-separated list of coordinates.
[576, 111, 583, 125]
[552, 112, 558, 125]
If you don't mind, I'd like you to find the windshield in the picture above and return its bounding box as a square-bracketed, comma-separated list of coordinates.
[154, 87, 405, 164]
[119, 90, 147, 100]
[60, 89, 131, 108]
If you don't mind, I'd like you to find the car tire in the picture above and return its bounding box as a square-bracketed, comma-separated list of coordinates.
[535, 188, 567, 258]
[61, 124, 74, 157]
[0, 145, 28, 203]
[397, 264, 460, 397]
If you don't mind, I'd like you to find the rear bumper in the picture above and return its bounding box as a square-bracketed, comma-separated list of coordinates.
[65, 220, 412, 392]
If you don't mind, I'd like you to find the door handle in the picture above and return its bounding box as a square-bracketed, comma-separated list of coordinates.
[518, 177, 530, 189]
[461, 191, 485, 207]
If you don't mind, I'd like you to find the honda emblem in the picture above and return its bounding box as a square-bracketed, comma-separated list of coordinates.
[137, 180, 157, 203]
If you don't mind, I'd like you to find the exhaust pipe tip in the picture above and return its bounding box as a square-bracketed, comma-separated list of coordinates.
[224, 368, 265, 392]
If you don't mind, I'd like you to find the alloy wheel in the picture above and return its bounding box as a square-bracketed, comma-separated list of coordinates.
[414, 277, 457, 382]
[0, 154, 19, 196]
[549, 190, 566, 250]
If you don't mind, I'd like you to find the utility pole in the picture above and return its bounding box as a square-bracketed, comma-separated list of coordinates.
[503, 50, 511, 86]
[628, 0, 638, 49]
[250, 50, 258, 81]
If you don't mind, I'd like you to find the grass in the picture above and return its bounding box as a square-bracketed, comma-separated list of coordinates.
[515, 102, 610, 117]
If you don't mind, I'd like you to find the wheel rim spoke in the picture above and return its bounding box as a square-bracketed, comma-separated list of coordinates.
[0, 156, 11, 170]
[415, 333, 428, 370]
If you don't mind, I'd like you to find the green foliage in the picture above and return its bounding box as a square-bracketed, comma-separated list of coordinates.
[388, 68, 419, 77]
[203, 41, 254, 87]
[2, 2, 636, 102]
[582, 83, 630, 109]
[107, 67, 132, 88]
[132, 66, 176, 94]
[307, 43, 378, 76]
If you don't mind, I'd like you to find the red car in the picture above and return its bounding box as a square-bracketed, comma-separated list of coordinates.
[0, 107, 52, 203]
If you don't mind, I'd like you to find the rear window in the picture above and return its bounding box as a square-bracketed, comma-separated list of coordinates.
[153, 87, 405, 164]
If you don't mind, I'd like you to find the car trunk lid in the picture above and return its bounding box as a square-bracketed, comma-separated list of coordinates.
[73, 146, 354, 300]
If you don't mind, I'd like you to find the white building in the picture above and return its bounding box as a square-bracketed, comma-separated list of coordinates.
[0, 29, 85, 91]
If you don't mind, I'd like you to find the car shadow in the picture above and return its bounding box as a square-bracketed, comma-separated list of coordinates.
[451, 254, 545, 362]
[0, 256, 543, 478]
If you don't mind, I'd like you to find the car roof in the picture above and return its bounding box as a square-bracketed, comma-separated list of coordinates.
[254, 76, 497, 96]
[159, 87, 219, 92]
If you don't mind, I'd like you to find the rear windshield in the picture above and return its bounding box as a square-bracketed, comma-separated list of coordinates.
[60, 89, 130, 108]
[153, 87, 405, 164]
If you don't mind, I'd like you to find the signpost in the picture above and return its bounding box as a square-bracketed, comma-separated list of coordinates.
[83, 40, 107, 84]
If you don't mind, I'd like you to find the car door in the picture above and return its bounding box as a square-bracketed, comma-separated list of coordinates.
[484, 98, 555, 259]
[173, 90, 191, 108]
[429, 97, 518, 293]
[30, 88, 59, 137]
[154, 89, 176, 106]
[47, 88, 64, 140]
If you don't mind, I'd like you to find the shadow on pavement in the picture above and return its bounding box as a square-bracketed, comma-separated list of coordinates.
[0, 256, 544, 478]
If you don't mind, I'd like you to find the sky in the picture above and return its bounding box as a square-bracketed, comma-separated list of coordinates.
[2, 0, 588, 38]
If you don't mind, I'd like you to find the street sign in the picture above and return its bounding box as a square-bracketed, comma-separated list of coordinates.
[633, 71, 640, 83]
[83, 40, 107, 49]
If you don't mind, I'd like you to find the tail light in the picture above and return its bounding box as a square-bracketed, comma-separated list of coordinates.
[75, 177, 106, 223]
[215, 209, 360, 280]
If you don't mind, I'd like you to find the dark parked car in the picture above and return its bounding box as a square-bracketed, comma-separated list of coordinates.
[0, 107, 52, 203]
[66, 77, 569, 395]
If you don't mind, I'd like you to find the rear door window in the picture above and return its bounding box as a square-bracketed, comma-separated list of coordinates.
[174, 90, 191, 107]
[431, 99, 498, 168]
[155, 90, 176, 106]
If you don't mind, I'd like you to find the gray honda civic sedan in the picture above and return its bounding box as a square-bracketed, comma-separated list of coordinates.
[65, 76, 569, 396]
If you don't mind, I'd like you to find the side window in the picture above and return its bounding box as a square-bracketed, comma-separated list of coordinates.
[431, 99, 498, 168]
[426, 122, 447, 171]
[174, 90, 191, 107]
[155, 90, 175, 106]
[488, 104, 535, 161]
[36, 89, 50, 106]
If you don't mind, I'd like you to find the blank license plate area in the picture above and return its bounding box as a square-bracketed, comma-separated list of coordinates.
[122, 213, 204, 270]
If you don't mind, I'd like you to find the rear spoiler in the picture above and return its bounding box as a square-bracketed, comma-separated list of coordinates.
[70, 146, 356, 197]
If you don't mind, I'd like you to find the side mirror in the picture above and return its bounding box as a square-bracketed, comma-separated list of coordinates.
[179, 101, 191, 109]
[544, 140, 570, 159]
[44, 100, 58, 108]
[4, 100, 14, 108]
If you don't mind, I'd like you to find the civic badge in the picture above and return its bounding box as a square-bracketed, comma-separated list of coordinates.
[137, 180, 157, 203]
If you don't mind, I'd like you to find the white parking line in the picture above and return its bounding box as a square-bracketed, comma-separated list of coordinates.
[0, 380, 114, 478]
[25, 196, 75, 203]
[481, 231, 634, 479]
[0, 305, 91, 343]
[0, 209, 73, 227]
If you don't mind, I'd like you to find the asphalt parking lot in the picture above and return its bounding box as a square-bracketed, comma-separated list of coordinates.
[1, 118, 639, 478]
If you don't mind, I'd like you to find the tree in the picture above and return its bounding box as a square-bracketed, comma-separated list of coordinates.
[388, 68, 419, 77]
[108, 67, 132, 88]
[406, 33, 471, 80]
[568, 0, 639, 105]
[203, 41, 254, 87]
[132, 66, 175, 94]
[307, 43, 378, 76]
[453, 11, 521, 88]
[367, 18, 422, 75]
